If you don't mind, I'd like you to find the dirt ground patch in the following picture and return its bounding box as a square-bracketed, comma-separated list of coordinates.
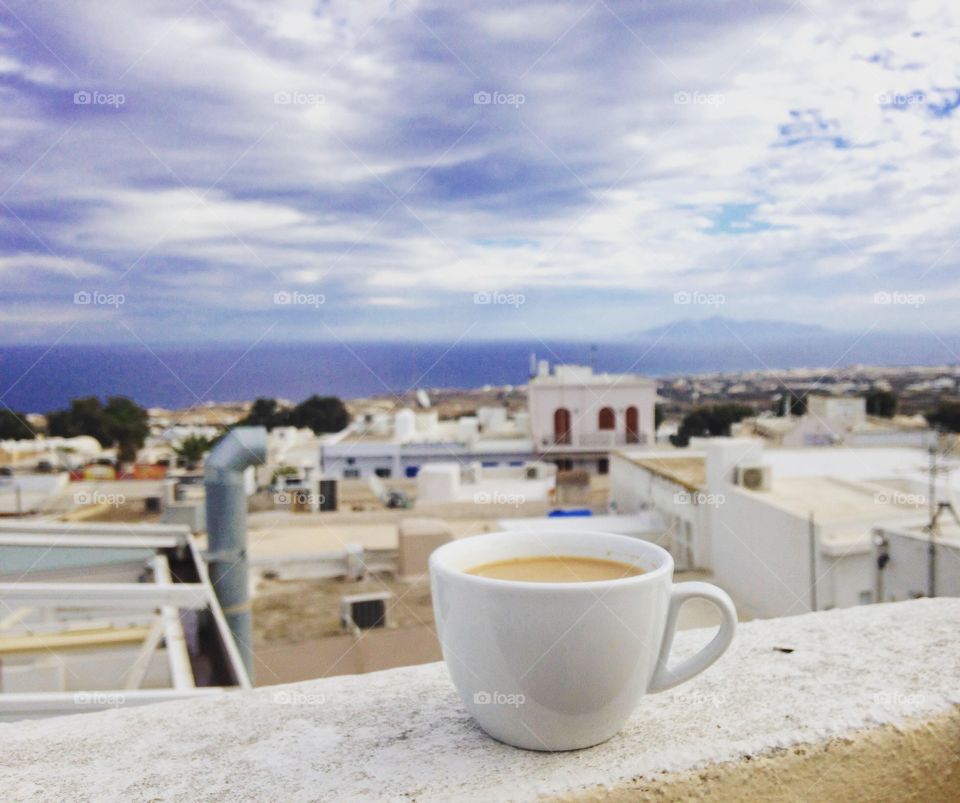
[253, 572, 435, 644]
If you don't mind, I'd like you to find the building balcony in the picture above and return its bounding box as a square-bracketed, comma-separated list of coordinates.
[4, 598, 959, 800]
[541, 431, 647, 450]
[577, 430, 618, 448]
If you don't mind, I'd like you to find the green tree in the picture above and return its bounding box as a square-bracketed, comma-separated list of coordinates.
[46, 397, 111, 444]
[287, 395, 349, 433]
[240, 398, 287, 429]
[865, 389, 897, 418]
[654, 404, 665, 431]
[46, 396, 149, 463]
[104, 396, 149, 463]
[174, 435, 214, 470]
[240, 395, 350, 433]
[671, 403, 754, 447]
[925, 401, 960, 432]
[0, 409, 35, 440]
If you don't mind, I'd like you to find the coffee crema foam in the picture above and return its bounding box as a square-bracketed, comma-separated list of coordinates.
[466, 555, 644, 583]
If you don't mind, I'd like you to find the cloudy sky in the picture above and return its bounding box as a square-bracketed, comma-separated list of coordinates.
[1, 0, 959, 344]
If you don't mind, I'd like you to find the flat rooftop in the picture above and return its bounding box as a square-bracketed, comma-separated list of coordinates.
[615, 450, 706, 491]
[530, 375, 655, 386]
[764, 446, 954, 484]
[740, 476, 926, 549]
[328, 435, 533, 451]
[881, 519, 960, 549]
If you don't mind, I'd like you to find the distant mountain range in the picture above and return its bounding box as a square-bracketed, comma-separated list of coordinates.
[640, 316, 829, 340]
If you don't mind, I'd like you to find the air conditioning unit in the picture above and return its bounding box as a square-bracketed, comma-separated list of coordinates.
[736, 464, 772, 491]
[341, 592, 392, 632]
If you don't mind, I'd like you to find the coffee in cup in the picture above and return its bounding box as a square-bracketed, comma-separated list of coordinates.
[430, 531, 736, 751]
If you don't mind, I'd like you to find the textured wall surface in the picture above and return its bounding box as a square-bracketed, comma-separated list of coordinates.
[4, 598, 960, 802]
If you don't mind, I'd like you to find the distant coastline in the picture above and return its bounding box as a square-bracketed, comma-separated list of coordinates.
[1, 328, 959, 413]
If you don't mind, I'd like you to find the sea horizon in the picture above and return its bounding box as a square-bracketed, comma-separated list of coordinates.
[2, 331, 958, 413]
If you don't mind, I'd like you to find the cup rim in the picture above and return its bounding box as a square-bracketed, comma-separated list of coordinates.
[429, 530, 674, 590]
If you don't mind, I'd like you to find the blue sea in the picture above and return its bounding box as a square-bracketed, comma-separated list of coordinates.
[0, 333, 957, 412]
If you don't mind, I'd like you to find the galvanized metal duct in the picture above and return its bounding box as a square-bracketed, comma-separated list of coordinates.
[203, 426, 266, 679]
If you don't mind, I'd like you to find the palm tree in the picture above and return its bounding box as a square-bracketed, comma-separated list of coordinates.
[174, 435, 213, 471]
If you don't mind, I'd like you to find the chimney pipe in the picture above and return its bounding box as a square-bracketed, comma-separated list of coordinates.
[204, 426, 267, 680]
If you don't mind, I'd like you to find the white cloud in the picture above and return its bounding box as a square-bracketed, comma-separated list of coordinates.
[2, 0, 960, 339]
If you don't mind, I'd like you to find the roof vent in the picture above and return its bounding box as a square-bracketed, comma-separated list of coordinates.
[736, 464, 771, 491]
[340, 592, 392, 632]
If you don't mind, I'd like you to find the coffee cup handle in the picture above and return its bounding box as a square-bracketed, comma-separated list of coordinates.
[648, 581, 737, 693]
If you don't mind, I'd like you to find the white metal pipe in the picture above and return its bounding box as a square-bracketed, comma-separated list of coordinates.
[123, 618, 165, 691]
[0, 534, 180, 549]
[152, 555, 196, 690]
[0, 582, 211, 610]
[0, 521, 190, 543]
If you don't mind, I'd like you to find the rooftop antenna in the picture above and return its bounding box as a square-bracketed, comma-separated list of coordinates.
[808, 512, 818, 612]
[923, 439, 959, 597]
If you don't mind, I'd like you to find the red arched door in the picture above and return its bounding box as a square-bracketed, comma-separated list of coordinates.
[553, 408, 572, 444]
[598, 407, 615, 430]
[626, 406, 640, 443]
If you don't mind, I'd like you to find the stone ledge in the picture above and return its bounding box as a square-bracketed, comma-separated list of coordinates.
[571, 710, 960, 802]
[4, 598, 960, 802]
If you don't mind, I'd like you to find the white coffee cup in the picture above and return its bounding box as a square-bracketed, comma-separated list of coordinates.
[430, 530, 736, 751]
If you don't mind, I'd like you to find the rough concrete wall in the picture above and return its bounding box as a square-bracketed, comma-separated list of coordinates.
[566, 709, 960, 802]
[4, 599, 960, 802]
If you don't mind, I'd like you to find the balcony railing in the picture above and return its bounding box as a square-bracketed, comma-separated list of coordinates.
[5, 598, 958, 800]
[578, 431, 617, 448]
[540, 432, 647, 449]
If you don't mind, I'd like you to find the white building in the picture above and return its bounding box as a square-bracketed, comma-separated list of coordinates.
[609, 449, 709, 570]
[874, 520, 960, 603]
[528, 361, 657, 474]
[138, 425, 223, 467]
[807, 394, 866, 432]
[415, 461, 556, 505]
[0, 473, 71, 515]
[611, 439, 950, 618]
[320, 408, 533, 480]
[735, 395, 935, 449]
[260, 427, 321, 486]
[0, 435, 104, 471]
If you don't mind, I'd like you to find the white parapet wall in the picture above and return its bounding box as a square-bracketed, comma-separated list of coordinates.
[3, 598, 960, 801]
